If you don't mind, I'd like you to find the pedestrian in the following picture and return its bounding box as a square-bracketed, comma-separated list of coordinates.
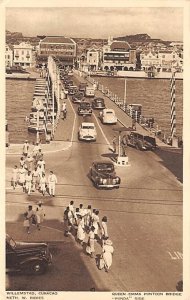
[32, 167, 39, 191]
[37, 158, 45, 173]
[101, 216, 109, 245]
[62, 101, 67, 119]
[76, 215, 86, 245]
[63, 206, 72, 236]
[20, 156, 26, 168]
[84, 204, 92, 231]
[32, 142, 41, 160]
[35, 202, 45, 230]
[39, 173, 47, 196]
[25, 155, 34, 172]
[23, 140, 29, 157]
[23, 205, 35, 234]
[35, 149, 44, 164]
[48, 170, 57, 197]
[25, 171, 33, 195]
[69, 200, 74, 213]
[112, 136, 117, 153]
[18, 165, 27, 191]
[92, 210, 101, 241]
[11, 165, 19, 189]
[86, 226, 95, 258]
[37, 164, 43, 181]
[101, 239, 114, 272]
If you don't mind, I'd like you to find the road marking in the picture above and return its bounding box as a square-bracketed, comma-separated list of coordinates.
[92, 112, 111, 147]
[68, 97, 77, 143]
[168, 251, 183, 260]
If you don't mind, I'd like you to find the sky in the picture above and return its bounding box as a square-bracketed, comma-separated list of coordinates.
[6, 7, 183, 41]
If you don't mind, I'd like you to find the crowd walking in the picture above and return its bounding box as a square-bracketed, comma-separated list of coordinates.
[63, 200, 114, 272]
[11, 140, 57, 197]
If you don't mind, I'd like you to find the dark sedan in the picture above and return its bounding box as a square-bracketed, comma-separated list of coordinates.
[89, 160, 120, 189]
[92, 97, 106, 109]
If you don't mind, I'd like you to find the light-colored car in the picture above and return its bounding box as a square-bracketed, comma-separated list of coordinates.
[78, 122, 97, 141]
[99, 109, 117, 124]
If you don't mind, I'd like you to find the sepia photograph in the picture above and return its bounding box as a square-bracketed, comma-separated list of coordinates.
[1, 0, 190, 299]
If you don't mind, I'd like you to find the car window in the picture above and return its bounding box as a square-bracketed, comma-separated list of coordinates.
[105, 111, 114, 114]
[82, 126, 94, 129]
[96, 163, 114, 172]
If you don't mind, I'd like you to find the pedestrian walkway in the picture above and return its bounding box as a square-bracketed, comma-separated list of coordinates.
[53, 97, 75, 142]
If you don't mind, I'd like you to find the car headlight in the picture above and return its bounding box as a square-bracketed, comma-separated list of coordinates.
[102, 179, 107, 184]
[99, 177, 103, 183]
[115, 177, 120, 183]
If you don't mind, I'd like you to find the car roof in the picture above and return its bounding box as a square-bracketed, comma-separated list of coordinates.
[81, 122, 95, 126]
[103, 108, 114, 112]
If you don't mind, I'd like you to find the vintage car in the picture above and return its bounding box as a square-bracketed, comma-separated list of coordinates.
[127, 132, 157, 150]
[72, 92, 84, 104]
[85, 86, 95, 97]
[68, 85, 78, 95]
[78, 101, 92, 116]
[79, 82, 88, 92]
[78, 122, 97, 141]
[6, 234, 52, 275]
[99, 108, 117, 124]
[92, 97, 106, 110]
[89, 160, 121, 189]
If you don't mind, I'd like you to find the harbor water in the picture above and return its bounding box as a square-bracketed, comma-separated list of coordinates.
[95, 77, 183, 138]
[6, 79, 45, 144]
[6, 77, 183, 144]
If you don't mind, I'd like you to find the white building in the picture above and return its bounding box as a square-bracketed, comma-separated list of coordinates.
[13, 42, 33, 68]
[5, 44, 13, 67]
[102, 37, 136, 71]
[86, 48, 100, 71]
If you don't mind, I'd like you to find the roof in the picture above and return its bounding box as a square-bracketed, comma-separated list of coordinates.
[41, 36, 75, 44]
[81, 122, 95, 126]
[110, 41, 131, 51]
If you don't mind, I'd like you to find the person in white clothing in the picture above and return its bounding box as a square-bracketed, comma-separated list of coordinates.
[11, 165, 19, 189]
[23, 140, 29, 157]
[25, 171, 33, 195]
[37, 159, 45, 173]
[48, 171, 57, 197]
[101, 216, 109, 245]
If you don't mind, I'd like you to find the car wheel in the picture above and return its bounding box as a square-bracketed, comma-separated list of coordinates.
[24, 260, 47, 275]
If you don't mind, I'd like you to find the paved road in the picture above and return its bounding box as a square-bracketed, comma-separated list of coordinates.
[6, 91, 182, 291]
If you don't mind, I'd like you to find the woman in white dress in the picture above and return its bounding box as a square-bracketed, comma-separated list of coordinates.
[39, 173, 47, 196]
[86, 226, 95, 258]
[98, 239, 114, 272]
[77, 216, 85, 245]
[18, 166, 27, 191]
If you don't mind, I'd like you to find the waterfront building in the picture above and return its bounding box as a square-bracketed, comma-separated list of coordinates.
[101, 37, 136, 71]
[37, 36, 77, 68]
[5, 44, 13, 67]
[13, 42, 33, 68]
[140, 49, 183, 72]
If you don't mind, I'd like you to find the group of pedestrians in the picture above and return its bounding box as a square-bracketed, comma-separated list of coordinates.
[63, 201, 114, 273]
[23, 202, 45, 234]
[11, 140, 57, 197]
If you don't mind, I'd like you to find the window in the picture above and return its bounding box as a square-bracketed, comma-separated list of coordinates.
[22, 50, 24, 55]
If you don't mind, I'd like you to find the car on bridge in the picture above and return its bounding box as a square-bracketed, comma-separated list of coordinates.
[92, 97, 106, 110]
[78, 122, 97, 141]
[89, 160, 120, 189]
[6, 234, 52, 275]
[78, 101, 92, 116]
[68, 85, 78, 95]
[72, 92, 84, 104]
[126, 132, 157, 150]
[99, 108, 117, 124]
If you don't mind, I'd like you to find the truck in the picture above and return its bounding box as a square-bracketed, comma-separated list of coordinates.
[85, 86, 95, 97]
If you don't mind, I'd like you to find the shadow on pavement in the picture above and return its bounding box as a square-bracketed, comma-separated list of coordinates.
[154, 148, 183, 183]
[6, 218, 108, 291]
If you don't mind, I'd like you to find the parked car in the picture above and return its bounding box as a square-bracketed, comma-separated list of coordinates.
[99, 108, 117, 124]
[89, 160, 121, 189]
[72, 92, 84, 104]
[78, 122, 97, 141]
[6, 234, 52, 275]
[92, 97, 106, 110]
[78, 101, 92, 116]
[79, 82, 88, 92]
[85, 86, 95, 97]
[127, 132, 157, 150]
[68, 85, 78, 95]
